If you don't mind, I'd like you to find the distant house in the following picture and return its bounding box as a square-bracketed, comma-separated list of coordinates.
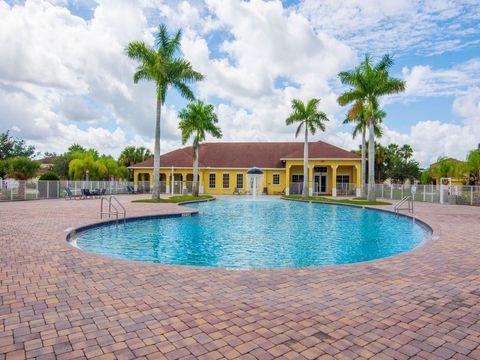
[429, 158, 466, 186]
[38, 157, 56, 175]
[129, 141, 362, 196]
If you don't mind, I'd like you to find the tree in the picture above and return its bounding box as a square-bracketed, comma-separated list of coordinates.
[466, 149, 480, 185]
[420, 169, 433, 184]
[0, 160, 8, 179]
[6, 157, 40, 180]
[68, 149, 106, 180]
[338, 54, 405, 201]
[430, 157, 461, 179]
[68, 144, 86, 153]
[39, 172, 60, 181]
[6, 157, 40, 197]
[343, 106, 384, 196]
[0, 131, 36, 160]
[126, 24, 204, 199]
[68, 150, 128, 180]
[118, 146, 152, 167]
[178, 101, 222, 196]
[286, 99, 330, 196]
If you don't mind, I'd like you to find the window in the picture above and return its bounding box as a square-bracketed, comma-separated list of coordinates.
[291, 174, 304, 183]
[223, 173, 229, 189]
[315, 166, 328, 173]
[209, 173, 216, 188]
[336, 175, 349, 184]
[272, 173, 280, 185]
[336, 175, 350, 190]
[236, 173, 243, 189]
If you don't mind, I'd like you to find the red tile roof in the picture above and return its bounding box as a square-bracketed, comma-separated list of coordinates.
[130, 141, 359, 169]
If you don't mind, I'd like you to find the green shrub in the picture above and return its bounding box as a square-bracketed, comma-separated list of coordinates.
[39, 171, 60, 181]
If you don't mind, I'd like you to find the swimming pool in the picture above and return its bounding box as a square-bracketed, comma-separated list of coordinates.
[74, 198, 431, 268]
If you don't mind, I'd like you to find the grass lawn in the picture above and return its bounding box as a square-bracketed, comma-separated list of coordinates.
[132, 195, 214, 203]
[283, 195, 391, 206]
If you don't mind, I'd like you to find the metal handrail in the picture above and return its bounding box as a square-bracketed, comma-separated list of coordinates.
[394, 195, 414, 214]
[100, 195, 126, 226]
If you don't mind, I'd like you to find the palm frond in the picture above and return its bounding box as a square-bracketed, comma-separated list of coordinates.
[295, 122, 304, 138]
[375, 54, 394, 71]
[337, 90, 364, 106]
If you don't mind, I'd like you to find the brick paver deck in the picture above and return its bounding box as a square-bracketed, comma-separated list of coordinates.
[1, 195, 479, 359]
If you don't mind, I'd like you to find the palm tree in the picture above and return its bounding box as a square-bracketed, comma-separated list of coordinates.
[343, 106, 384, 197]
[126, 24, 204, 199]
[118, 146, 152, 167]
[285, 99, 330, 196]
[178, 101, 222, 196]
[7, 157, 40, 197]
[338, 54, 405, 201]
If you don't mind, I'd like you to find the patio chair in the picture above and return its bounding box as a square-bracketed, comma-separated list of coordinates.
[83, 188, 93, 199]
[233, 187, 241, 195]
[127, 185, 137, 194]
[64, 187, 81, 200]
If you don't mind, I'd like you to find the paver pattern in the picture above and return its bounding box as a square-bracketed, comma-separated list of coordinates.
[1, 195, 479, 360]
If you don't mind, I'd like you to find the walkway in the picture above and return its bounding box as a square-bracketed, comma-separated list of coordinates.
[0, 196, 479, 359]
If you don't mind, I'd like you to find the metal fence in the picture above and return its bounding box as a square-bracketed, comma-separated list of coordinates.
[289, 182, 357, 196]
[373, 184, 480, 206]
[1, 179, 479, 206]
[0, 179, 200, 201]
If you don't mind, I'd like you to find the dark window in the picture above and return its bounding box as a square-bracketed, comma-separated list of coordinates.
[292, 174, 304, 183]
[223, 174, 229, 189]
[336, 175, 350, 189]
[236, 173, 243, 188]
[209, 173, 216, 188]
[272, 174, 280, 185]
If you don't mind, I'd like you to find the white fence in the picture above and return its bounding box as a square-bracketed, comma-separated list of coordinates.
[289, 182, 358, 196]
[0, 180, 199, 201]
[1, 179, 479, 206]
[373, 184, 480, 206]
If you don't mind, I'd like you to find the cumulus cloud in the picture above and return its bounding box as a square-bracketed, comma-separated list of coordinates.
[0, 0, 478, 168]
[402, 58, 480, 97]
[298, 0, 480, 56]
[0, 0, 157, 156]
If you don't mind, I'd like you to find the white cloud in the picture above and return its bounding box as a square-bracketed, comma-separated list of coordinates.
[378, 87, 480, 166]
[179, 0, 353, 144]
[0, 0, 478, 168]
[0, 0, 160, 156]
[298, 0, 480, 56]
[402, 59, 480, 97]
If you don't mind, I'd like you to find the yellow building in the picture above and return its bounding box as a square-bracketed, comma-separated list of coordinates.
[130, 141, 362, 197]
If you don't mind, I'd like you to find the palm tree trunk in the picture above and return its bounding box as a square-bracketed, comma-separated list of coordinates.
[152, 97, 162, 199]
[303, 125, 309, 197]
[192, 142, 199, 197]
[367, 117, 376, 201]
[361, 129, 367, 198]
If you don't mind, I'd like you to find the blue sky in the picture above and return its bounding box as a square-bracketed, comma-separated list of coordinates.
[0, 0, 479, 166]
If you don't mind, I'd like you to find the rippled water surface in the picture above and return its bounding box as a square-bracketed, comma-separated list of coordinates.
[75, 197, 430, 268]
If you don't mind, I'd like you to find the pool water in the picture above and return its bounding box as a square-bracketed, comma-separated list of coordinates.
[75, 198, 430, 268]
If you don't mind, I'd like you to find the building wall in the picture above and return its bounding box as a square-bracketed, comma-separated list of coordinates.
[132, 159, 361, 196]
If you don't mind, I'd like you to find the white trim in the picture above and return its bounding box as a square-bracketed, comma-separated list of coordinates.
[129, 166, 286, 170]
[280, 158, 361, 161]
